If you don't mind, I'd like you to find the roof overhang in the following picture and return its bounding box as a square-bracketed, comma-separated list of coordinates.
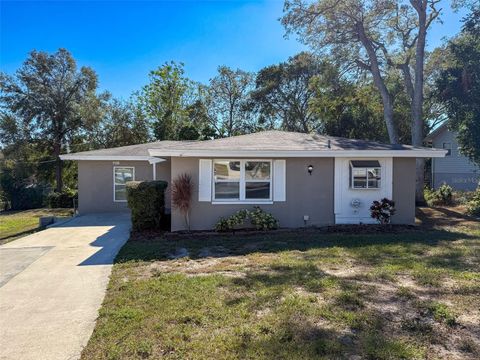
[59, 155, 167, 162]
[425, 122, 448, 141]
[148, 149, 447, 158]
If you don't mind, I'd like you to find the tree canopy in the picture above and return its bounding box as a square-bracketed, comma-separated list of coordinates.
[0, 48, 100, 192]
[436, 8, 480, 165]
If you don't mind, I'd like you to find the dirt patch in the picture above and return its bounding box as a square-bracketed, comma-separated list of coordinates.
[416, 206, 479, 229]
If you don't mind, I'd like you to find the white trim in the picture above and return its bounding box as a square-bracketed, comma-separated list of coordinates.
[152, 163, 156, 180]
[212, 201, 274, 205]
[273, 159, 286, 202]
[198, 159, 213, 202]
[60, 155, 166, 161]
[148, 149, 447, 158]
[212, 159, 272, 203]
[113, 166, 135, 202]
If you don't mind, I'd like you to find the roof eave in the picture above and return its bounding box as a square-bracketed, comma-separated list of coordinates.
[148, 149, 447, 158]
[59, 155, 165, 161]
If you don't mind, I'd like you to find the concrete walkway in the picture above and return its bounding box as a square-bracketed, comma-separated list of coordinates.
[0, 213, 131, 360]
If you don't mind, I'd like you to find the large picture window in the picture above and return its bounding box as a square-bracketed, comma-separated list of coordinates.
[114, 167, 134, 202]
[350, 160, 381, 189]
[213, 160, 271, 202]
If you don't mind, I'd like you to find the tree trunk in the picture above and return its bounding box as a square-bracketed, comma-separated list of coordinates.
[357, 23, 399, 144]
[53, 142, 63, 192]
[412, 0, 428, 203]
[381, 94, 397, 145]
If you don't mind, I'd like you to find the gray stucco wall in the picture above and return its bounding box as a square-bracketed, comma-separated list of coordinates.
[77, 159, 171, 214]
[77, 156, 417, 227]
[170, 157, 335, 231]
[392, 157, 416, 225]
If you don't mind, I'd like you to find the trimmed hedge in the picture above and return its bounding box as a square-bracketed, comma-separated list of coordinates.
[126, 180, 168, 231]
[10, 186, 45, 210]
[47, 190, 78, 208]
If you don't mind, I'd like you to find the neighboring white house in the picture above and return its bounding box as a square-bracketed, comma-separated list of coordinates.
[426, 123, 479, 191]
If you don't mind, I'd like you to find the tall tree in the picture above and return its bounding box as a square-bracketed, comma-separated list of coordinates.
[207, 66, 254, 137]
[89, 98, 151, 148]
[436, 8, 480, 165]
[0, 49, 99, 192]
[139, 62, 194, 140]
[250, 52, 322, 132]
[282, 0, 444, 201]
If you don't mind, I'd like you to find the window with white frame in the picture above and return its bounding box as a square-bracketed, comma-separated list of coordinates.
[213, 160, 271, 201]
[349, 160, 381, 189]
[114, 167, 134, 202]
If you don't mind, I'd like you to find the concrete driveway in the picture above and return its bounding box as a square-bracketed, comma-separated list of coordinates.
[0, 213, 131, 360]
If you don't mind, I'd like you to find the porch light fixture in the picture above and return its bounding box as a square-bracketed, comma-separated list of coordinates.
[307, 164, 313, 175]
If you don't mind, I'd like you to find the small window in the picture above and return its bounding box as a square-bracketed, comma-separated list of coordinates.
[443, 142, 451, 156]
[114, 167, 134, 202]
[350, 160, 381, 189]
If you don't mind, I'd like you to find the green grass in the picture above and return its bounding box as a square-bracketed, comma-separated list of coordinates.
[82, 218, 480, 359]
[0, 208, 73, 243]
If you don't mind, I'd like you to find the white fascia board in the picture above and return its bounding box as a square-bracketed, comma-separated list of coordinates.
[148, 149, 447, 158]
[59, 155, 167, 161]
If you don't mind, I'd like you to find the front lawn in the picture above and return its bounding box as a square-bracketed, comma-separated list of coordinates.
[0, 208, 73, 244]
[82, 208, 479, 359]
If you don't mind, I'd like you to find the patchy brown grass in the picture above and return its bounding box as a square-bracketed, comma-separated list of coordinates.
[82, 207, 479, 360]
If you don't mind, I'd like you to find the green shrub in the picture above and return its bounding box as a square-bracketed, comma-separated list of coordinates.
[47, 190, 77, 208]
[215, 209, 249, 232]
[424, 184, 453, 206]
[249, 206, 279, 230]
[11, 186, 45, 210]
[215, 207, 278, 232]
[126, 180, 168, 231]
[466, 187, 480, 216]
[453, 190, 477, 205]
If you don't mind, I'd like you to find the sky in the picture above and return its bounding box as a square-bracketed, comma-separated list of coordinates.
[0, 0, 469, 100]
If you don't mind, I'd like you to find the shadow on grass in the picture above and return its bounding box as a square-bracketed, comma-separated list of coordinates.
[416, 207, 479, 228]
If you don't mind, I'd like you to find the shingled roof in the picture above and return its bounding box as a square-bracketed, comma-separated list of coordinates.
[61, 130, 446, 160]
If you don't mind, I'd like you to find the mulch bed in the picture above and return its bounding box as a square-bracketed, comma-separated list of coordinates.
[130, 223, 421, 242]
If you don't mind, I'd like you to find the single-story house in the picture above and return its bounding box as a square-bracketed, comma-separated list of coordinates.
[426, 123, 479, 191]
[60, 130, 446, 231]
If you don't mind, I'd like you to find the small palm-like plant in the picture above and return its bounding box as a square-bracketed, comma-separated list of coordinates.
[172, 173, 193, 230]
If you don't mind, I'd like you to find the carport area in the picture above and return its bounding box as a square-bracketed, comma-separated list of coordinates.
[0, 213, 131, 360]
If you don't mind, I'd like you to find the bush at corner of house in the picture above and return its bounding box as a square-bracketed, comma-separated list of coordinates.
[47, 189, 78, 208]
[215, 207, 278, 232]
[466, 187, 480, 217]
[126, 180, 168, 231]
[370, 198, 396, 225]
[249, 206, 279, 230]
[424, 183, 453, 206]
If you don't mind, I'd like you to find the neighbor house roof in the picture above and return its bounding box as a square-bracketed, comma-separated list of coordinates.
[61, 130, 447, 160]
[425, 122, 448, 141]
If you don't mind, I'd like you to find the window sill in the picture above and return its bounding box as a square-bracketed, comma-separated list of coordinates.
[212, 201, 274, 205]
[349, 188, 381, 191]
